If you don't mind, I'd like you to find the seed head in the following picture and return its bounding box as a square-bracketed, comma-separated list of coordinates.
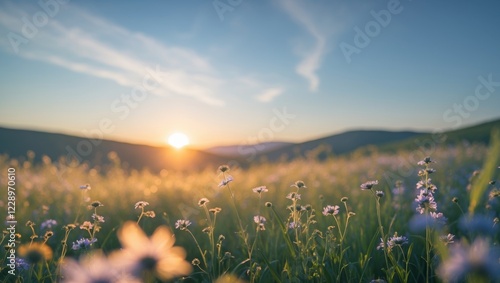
[198, 198, 210, 207]
[218, 165, 230, 173]
[209, 207, 222, 214]
[175, 219, 192, 231]
[90, 201, 103, 208]
[44, 231, 54, 240]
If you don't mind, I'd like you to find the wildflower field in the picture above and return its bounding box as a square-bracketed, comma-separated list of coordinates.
[1, 134, 500, 283]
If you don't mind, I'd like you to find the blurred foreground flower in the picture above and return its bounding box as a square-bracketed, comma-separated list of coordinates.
[112, 221, 192, 281]
[18, 242, 53, 264]
[62, 251, 139, 283]
[437, 238, 500, 282]
[214, 274, 248, 283]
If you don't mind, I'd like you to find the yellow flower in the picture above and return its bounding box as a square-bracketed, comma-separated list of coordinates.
[111, 221, 192, 280]
[18, 242, 53, 264]
[215, 274, 248, 283]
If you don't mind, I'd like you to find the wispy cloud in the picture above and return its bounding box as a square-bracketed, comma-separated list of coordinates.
[278, 0, 330, 92]
[0, 3, 225, 106]
[256, 87, 284, 103]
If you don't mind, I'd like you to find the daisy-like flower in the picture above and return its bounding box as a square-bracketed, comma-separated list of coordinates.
[322, 205, 340, 216]
[252, 186, 268, 194]
[254, 215, 266, 231]
[40, 219, 57, 230]
[18, 242, 53, 264]
[417, 157, 434, 166]
[291, 180, 307, 189]
[439, 233, 455, 245]
[135, 201, 149, 209]
[62, 251, 140, 283]
[361, 180, 378, 190]
[387, 233, 409, 250]
[72, 238, 97, 251]
[288, 221, 300, 229]
[209, 207, 222, 214]
[425, 168, 436, 174]
[416, 179, 427, 190]
[92, 213, 105, 223]
[111, 221, 192, 281]
[253, 215, 266, 224]
[79, 184, 91, 190]
[376, 238, 385, 250]
[286, 192, 301, 201]
[437, 238, 500, 282]
[15, 258, 29, 271]
[144, 211, 156, 218]
[375, 191, 385, 198]
[175, 219, 192, 231]
[218, 175, 233, 187]
[198, 198, 210, 207]
[377, 233, 408, 252]
[415, 189, 437, 214]
[80, 221, 94, 230]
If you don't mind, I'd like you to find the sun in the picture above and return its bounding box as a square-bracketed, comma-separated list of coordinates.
[167, 132, 189, 149]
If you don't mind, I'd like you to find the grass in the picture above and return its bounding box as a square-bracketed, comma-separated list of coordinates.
[0, 136, 499, 282]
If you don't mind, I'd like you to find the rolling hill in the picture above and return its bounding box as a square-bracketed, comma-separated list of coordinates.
[0, 127, 234, 171]
[1, 117, 499, 170]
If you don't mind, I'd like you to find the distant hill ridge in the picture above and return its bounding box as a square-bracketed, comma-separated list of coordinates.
[0, 117, 499, 171]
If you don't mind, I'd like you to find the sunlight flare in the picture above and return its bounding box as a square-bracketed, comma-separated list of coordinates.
[167, 132, 189, 149]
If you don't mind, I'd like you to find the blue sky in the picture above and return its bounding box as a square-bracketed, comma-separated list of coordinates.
[0, 0, 499, 148]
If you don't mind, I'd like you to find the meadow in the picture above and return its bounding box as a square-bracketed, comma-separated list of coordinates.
[1, 134, 499, 282]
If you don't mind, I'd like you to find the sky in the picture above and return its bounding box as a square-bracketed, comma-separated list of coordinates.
[0, 0, 499, 149]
